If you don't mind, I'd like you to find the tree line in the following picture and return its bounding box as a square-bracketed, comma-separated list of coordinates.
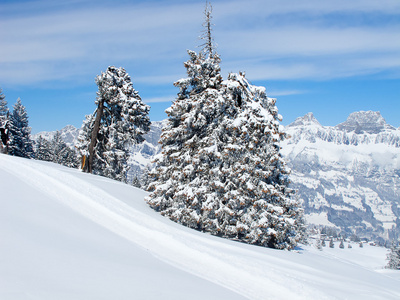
[0, 92, 79, 167]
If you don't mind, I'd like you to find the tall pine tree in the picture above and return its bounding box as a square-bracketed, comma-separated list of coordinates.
[0, 88, 9, 153]
[77, 66, 151, 182]
[8, 98, 33, 158]
[146, 4, 303, 250]
[0, 88, 8, 117]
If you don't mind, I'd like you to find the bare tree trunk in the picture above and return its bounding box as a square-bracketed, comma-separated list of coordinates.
[86, 99, 104, 173]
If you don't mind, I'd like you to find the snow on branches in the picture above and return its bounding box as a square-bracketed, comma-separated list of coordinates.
[77, 66, 150, 182]
[146, 51, 304, 249]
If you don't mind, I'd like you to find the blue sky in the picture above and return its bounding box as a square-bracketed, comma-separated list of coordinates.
[1, 0, 399, 133]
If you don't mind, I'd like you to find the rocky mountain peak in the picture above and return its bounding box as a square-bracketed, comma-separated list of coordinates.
[287, 112, 321, 127]
[33, 125, 80, 148]
[335, 111, 395, 134]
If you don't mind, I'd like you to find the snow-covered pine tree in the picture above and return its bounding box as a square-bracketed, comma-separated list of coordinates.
[146, 4, 304, 250]
[77, 66, 150, 182]
[51, 131, 79, 168]
[0, 88, 9, 153]
[386, 240, 400, 270]
[132, 176, 142, 188]
[76, 114, 94, 163]
[316, 238, 322, 250]
[8, 98, 33, 158]
[0, 88, 8, 117]
[140, 165, 153, 190]
[34, 135, 52, 161]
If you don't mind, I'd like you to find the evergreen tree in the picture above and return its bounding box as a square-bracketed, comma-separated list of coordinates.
[77, 66, 150, 182]
[35, 135, 52, 161]
[316, 238, 322, 250]
[8, 98, 33, 158]
[141, 165, 153, 190]
[76, 114, 94, 160]
[51, 131, 79, 168]
[329, 238, 334, 248]
[386, 240, 400, 270]
[132, 176, 142, 188]
[321, 239, 326, 247]
[0, 88, 9, 154]
[146, 5, 304, 250]
[339, 239, 345, 249]
[0, 88, 8, 117]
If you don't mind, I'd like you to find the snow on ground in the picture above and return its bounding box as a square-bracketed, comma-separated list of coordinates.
[307, 212, 337, 227]
[1, 154, 400, 300]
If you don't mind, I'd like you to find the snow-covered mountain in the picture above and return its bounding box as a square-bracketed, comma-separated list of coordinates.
[127, 120, 166, 181]
[36, 112, 400, 241]
[1, 154, 399, 299]
[281, 111, 400, 241]
[33, 125, 80, 148]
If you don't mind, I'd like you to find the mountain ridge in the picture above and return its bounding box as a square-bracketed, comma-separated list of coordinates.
[282, 111, 400, 241]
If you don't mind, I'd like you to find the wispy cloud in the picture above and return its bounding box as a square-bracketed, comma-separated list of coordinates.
[268, 90, 307, 97]
[143, 95, 176, 104]
[1, 0, 399, 86]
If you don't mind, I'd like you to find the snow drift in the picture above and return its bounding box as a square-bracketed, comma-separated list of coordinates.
[1, 154, 399, 299]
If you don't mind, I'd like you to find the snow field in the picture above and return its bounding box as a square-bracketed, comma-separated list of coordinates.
[1, 154, 400, 299]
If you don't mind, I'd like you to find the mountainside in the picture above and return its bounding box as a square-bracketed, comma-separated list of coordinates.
[127, 120, 166, 181]
[33, 125, 80, 148]
[1, 154, 399, 299]
[36, 111, 400, 241]
[281, 111, 400, 241]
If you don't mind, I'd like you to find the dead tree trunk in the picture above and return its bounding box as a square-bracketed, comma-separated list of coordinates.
[86, 99, 104, 173]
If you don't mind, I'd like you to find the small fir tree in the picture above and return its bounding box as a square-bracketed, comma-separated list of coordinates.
[8, 98, 33, 158]
[146, 4, 304, 250]
[321, 239, 326, 247]
[132, 176, 142, 188]
[51, 131, 79, 168]
[141, 165, 153, 190]
[77, 66, 150, 182]
[339, 239, 345, 249]
[34, 135, 52, 161]
[386, 240, 400, 270]
[316, 238, 322, 250]
[329, 238, 334, 248]
[76, 114, 94, 161]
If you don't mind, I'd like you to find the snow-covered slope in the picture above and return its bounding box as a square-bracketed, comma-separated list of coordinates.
[1, 154, 400, 299]
[282, 111, 400, 241]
